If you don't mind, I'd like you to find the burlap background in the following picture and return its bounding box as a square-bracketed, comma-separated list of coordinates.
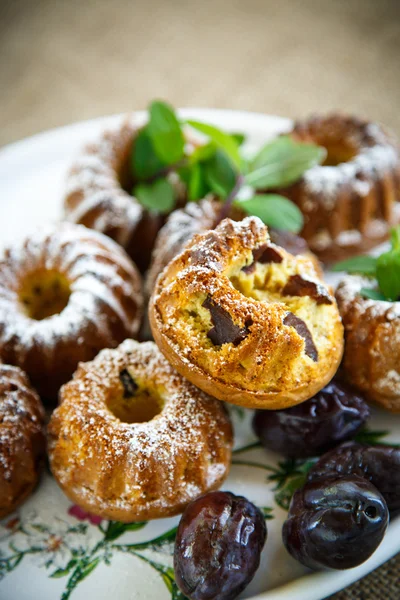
[1, 0, 399, 597]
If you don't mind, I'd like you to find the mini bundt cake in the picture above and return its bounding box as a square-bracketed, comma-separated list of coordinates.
[64, 118, 164, 272]
[336, 275, 400, 412]
[146, 197, 321, 294]
[48, 340, 233, 522]
[150, 217, 344, 409]
[0, 364, 46, 518]
[276, 114, 400, 262]
[0, 224, 143, 401]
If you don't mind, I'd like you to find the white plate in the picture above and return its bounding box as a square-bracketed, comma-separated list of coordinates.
[0, 110, 399, 600]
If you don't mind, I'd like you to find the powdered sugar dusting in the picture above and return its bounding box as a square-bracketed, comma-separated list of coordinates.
[0, 223, 143, 399]
[48, 340, 232, 520]
[304, 144, 398, 210]
[0, 364, 45, 486]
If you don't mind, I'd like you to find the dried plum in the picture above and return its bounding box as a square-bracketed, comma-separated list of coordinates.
[308, 441, 400, 512]
[283, 476, 388, 570]
[253, 381, 370, 458]
[174, 491, 267, 600]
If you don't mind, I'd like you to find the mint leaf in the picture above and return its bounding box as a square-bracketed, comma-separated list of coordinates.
[376, 249, 400, 301]
[251, 136, 297, 170]
[187, 162, 210, 201]
[189, 142, 216, 164]
[134, 178, 175, 213]
[186, 120, 242, 170]
[232, 132, 246, 146]
[332, 255, 377, 276]
[131, 128, 165, 180]
[235, 194, 304, 233]
[204, 149, 238, 198]
[148, 101, 185, 165]
[390, 226, 400, 251]
[245, 138, 326, 189]
[360, 287, 387, 301]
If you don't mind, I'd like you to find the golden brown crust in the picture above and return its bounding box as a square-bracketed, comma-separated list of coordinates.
[64, 118, 164, 272]
[336, 275, 400, 412]
[0, 224, 143, 401]
[146, 197, 322, 295]
[276, 114, 400, 262]
[48, 340, 233, 522]
[150, 217, 344, 409]
[0, 364, 46, 519]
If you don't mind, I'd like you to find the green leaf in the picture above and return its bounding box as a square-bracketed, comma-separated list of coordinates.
[331, 255, 377, 276]
[355, 428, 400, 448]
[376, 249, 400, 301]
[259, 506, 274, 520]
[134, 178, 176, 214]
[390, 226, 400, 251]
[116, 525, 178, 552]
[186, 120, 242, 170]
[104, 520, 147, 542]
[235, 194, 304, 233]
[269, 458, 317, 510]
[355, 428, 390, 445]
[147, 101, 185, 165]
[359, 287, 387, 301]
[204, 149, 238, 198]
[80, 557, 101, 579]
[245, 137, 326, 189]
[274, 474, 308, 510]
[189, 142, 216, 164]
[187, 162, 209, 201]
[250, 136, 293, 170]
[231, 132, 246, 146]
[50, 560, 77, 579]
[131, 128, 166, 180]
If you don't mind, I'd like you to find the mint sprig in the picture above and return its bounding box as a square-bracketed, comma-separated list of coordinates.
[235, 194, 304, 234]
[333, 227, 400, 302]
[245, 136, 326, 189]
[147, 101, 185, 165]
[130, 100, 324, 228]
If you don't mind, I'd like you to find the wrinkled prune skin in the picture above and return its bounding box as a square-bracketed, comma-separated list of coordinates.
[253, 381, 370, 458]
[283, 476, 388, 570]
[174, 491, 267, 600]
[308, 441, 400, 512]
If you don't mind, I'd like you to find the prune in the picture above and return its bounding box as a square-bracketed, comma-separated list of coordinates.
[253, 381, 369, 458]
[174, 491, 267, 600]
[283, 476, 388, 570]
[308, 441, 400, 512]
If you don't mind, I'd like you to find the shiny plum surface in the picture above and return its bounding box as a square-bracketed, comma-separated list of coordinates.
[307, 441, 400, 513]
[253, 380, 370, 458]
[174, 491, 267, 600]
[283, 476, 388, 570]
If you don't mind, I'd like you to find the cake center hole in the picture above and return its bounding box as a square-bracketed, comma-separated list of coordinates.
[322, 143, 356, 166]
[107, 369, 164, 423]
[19, 271, 71, 320]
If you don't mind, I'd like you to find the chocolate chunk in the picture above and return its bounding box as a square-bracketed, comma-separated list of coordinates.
[203, 296, 252, 346]
[242, 244, 283, 273]
[270, 229, 308, 255]
[119, 369, 139, 398]
[283, 312, 318, 361]
[282, 274, 332, 305]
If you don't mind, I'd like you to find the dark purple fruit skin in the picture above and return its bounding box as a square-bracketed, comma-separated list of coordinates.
[308, 442, 400, 513]
[174, 491, 267, 600]
[283, 476, 388, 570]
[253, 381, 370, 458]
